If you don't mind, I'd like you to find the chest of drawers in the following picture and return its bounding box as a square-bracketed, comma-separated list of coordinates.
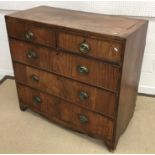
[5, 6, 148, 151]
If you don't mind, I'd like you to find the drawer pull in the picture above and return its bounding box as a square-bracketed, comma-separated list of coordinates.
[34, 96, 42, 104]
[31, 75, 39, 82]
[77, 65, 89, 74]
[79, 91, 89, 100]
[27, 51, 37, 59]
[25, 31, 34, 40]
[80, 115, 88, 124]
[79, 42, 90, 54]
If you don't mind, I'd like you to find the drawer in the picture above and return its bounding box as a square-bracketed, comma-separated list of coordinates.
[6, 18, 56, 47]
[11, 39, 120, 92]
[58, 32, 123, 63]
[17, 84, 114, 140]
[10, 39, 50, 70]
[14, 63, 117, 118]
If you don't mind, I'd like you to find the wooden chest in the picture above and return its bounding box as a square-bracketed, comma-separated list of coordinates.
[5, 6, 148, 151]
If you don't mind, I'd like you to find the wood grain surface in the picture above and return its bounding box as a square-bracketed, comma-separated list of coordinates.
[6, 6, 146, 39]
[10, 39, 120, 92]
[14, 63, 117, 118]
[6, 18, 56, 47]
[58, 31, 123, 63]
[5, 5, 148, 151]
[17, 84, 114, 141]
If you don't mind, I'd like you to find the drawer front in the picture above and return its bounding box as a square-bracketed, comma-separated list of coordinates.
[10, 39, 50, 70]
[17, 84, 114, 140]
[58, 32, 122, 63]
[6, 18, 56, 47]
[11, 40, 120, 92]
[14, 63, 117, 117]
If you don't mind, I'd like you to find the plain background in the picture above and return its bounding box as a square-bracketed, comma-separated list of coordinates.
[0, 1, 155, 94]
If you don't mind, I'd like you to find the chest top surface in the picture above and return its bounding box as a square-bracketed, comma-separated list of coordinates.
[6, 6, 147, 39]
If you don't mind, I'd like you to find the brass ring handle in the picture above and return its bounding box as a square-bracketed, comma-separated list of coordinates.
[27, 51, 37, 59]
[79, 91, 89, 100]
[79, 42, 90, 54]
[34, 96, 42, 104]
[25, 31, 34, 40]
[79, 115, 88, 124]
[31, 75, 39, 82]
[77, 65, 89, 74]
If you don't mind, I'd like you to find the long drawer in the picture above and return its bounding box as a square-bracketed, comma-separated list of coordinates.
[10, 39, 120, 92]
[14, 63, 117, 118]
[17, 84, 114, 140]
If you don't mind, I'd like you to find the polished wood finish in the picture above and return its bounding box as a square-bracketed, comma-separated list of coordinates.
[6, 6, 146, 39]
[6, 18, 56, 47]
[58, 31, 123, 63]
[14, 63, 117, 118]
[114, 22, 148, 149]
[10, 39, 120, 91]
[5, 6, 148, 151]
[17, 84, 114, 140]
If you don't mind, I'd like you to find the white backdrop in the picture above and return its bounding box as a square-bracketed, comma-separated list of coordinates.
[0, 1, 155, 94]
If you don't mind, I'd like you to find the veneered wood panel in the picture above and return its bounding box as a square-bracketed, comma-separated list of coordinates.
[14, 63, 117, 118]
[5, 6, 146, 38]
[17, 84, 114, 140]
[10, 39, 120, 92]
[58, 31, 123, 63]
[5, 5, 148, 151]
[10, 39, 50, 69]
[6, 18, 56, 47]
[114, 21, 148, 149]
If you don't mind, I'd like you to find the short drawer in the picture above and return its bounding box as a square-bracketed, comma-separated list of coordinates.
[11, 40, 120, 92]
[17, 84, 114, 140]
[6, 18, 56, 47]
[14, 63, 117, 118]
[58, 32, 123, 63]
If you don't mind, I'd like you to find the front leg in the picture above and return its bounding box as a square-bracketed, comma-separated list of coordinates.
[104, 140, 116, 152]
[19, 103, 28, 111]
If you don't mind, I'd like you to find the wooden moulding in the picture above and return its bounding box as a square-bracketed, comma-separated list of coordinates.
[0, 75, 14, 85]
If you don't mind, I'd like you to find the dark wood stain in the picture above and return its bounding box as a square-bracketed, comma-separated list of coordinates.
[5, 6, 146, 39]
[6, 18, 56, 47]
[58, 31, 123, 63]
[5, 6, 148, 151]
[10, 39, 120, 92]
[14, 62, 117, 118]
[17, 84, 114, 141]
[113, 22, 148, 149]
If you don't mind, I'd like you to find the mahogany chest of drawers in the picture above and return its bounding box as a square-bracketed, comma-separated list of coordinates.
[5, 6, 148, 151]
